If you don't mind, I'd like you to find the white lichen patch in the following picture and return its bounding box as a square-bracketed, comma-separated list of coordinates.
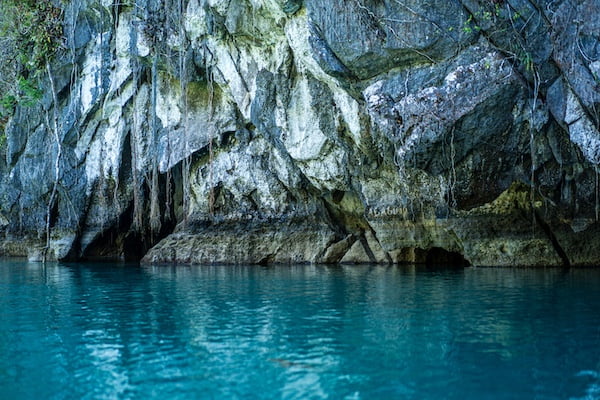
[285, 78, 328, 161]
[79, 34, 107, 117]
[185, 0, 208, 41]
[107, 13, 133, 97]
[156, 76, 182, 129]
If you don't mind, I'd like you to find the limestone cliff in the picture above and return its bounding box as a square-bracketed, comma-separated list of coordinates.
[1, 0, 600, 266]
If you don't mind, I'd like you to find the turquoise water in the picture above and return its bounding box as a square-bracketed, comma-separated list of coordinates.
[1, 261, 600, 399]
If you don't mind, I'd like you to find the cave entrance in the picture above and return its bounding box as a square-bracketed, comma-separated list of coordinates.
[82, 229, 144, 262]
[425, 247, 470, 267]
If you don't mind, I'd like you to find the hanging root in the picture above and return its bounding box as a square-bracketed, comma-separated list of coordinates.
[43, 62, 63, 262]
[149, 52, 161, 238]
[179, 0, 190, 228]
[205, 42, 216, 217]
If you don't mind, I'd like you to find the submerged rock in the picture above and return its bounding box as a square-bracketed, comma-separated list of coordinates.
[1, 0, 600, 266]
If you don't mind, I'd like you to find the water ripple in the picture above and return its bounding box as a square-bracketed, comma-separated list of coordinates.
[1, 262, 600, 399]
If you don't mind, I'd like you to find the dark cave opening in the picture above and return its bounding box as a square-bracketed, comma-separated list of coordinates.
[80, 197, 177, 262]
[80, 152, 180, 262]
[81, 203, 142, 262]
[425, 247, 470, 267]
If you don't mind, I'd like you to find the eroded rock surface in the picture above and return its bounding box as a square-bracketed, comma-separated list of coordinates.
[1, 0, 600, 266]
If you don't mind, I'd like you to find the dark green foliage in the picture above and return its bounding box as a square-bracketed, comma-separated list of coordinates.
[0, 0, 63, 133]
[0, 75, 44, 132]
[0, 95, 17, 113]
[17, 76, 43, 106]
[0, 0, 63, 71]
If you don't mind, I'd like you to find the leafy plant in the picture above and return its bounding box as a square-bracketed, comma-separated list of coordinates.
[0, 95, 17, 113]
[462, 15, 481, 34]
[17, 76, 43, 106]
[0, 0, 63, 71]
[521, 52, 534, 72]
[0, 76, 43, 127]
[0, 0, 63, 130]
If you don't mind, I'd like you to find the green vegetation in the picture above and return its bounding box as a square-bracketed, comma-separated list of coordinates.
[460, 6, 500, 34]
[457, 3, 539, 79]
[0, 0, 63, 70]
[462, 15, 481, 34]
[0, 77, 42, 136]
[0, 0, 63, 135]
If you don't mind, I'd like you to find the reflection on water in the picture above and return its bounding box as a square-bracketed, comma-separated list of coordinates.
[1, 261, 600, 399]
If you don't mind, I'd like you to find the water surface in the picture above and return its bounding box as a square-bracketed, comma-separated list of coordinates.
[1, 261, 600, 399]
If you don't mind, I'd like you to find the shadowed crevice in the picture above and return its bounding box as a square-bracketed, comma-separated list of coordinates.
[534, 211, 571, 267]
[425, 247, 470, 267]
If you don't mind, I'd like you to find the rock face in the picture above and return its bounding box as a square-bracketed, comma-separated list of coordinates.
[1, 0, 600, 266]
